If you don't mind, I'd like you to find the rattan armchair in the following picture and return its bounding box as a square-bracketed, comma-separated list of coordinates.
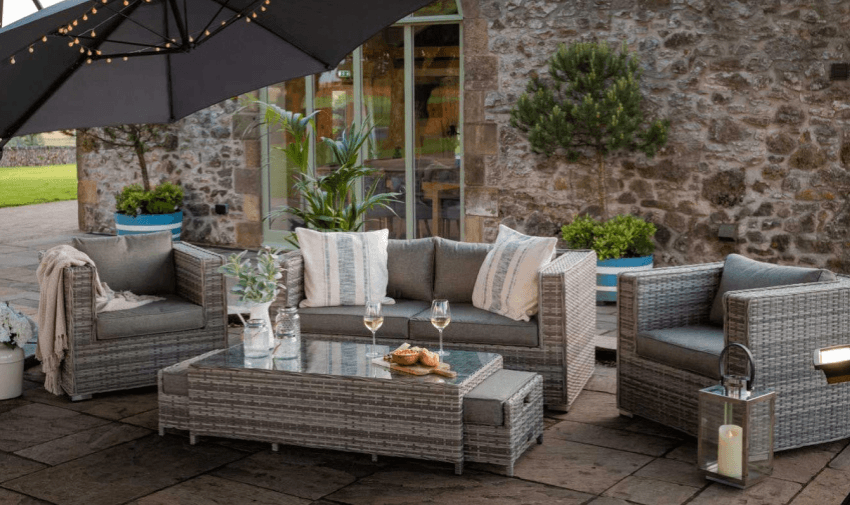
[617, 263, 850, 451]
[59, 242, 228, 400]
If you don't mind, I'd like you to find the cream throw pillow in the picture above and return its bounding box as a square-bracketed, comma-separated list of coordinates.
[296, 228, 393, 308]
[472, 225, 557, 321]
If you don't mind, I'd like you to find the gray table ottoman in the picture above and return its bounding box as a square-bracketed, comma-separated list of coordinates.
[463, 369, 544, 476]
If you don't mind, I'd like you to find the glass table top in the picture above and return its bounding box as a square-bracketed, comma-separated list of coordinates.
[192, 341, 501, 387]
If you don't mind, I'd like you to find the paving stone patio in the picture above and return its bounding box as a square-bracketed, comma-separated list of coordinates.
[1, 201, 849, 505]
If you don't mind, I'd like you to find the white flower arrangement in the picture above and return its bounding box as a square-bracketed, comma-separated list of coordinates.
[0, 303, 33, 350]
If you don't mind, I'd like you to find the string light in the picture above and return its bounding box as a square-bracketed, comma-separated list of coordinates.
[252, 12, 257, 18]
[261, 6, 266, 11]
[91, 7, 97, 14]
[42, 36, 47, 42]
[73, 20, 78, 26]
[68, 41, 74, 47]
[91, 30, 96, 37]
[67, 24, 73, 31]
[205, 30, 210, 36]
[96, 50, 102, 55]
[28, 46, 34, 53]
[106, 58, 112, 63]
[74, 38, 80, 45]
[82, 14, 88, 21]
[123, 1, 129, 6]
[80, 47, 85, 53]
[246, 17, 251, 22]
[189, 36, 194, 42]
[86, 58, 92, 64]
[123, 56, 128, 61]
[9, 57, 15, 64]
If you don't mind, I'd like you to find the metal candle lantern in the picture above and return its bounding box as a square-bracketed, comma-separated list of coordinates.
[698, 343, 776, 489]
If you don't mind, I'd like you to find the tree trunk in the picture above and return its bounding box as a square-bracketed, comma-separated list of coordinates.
[134, 141, 151, 192]
[596, 151, 607, 219]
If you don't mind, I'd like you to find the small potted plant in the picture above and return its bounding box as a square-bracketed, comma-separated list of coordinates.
[0, 303, 35, 400]
[561, 214, 656, 302]
[115, 181, 184, 240]
[218, 247, 285, 353]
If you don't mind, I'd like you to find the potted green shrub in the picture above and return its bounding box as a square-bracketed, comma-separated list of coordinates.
[77, 124, 184, 240]
[561, 214, 656, 302]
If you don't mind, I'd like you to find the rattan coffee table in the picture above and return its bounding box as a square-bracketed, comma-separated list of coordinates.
[184, 340, 502, 474]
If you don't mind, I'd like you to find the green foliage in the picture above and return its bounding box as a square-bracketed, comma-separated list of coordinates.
[76, 124, 172, 192]
[561, 214, 656, 261]
[218, 247, 285, 304]
[260, 103, 399, 247]
[510, 41, 669, 216]
[115, 181, 183, 217]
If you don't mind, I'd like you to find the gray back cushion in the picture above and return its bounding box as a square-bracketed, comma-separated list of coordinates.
[386, 238, 435, 302]
[72, 231, 176, 295]
[709, 254, 836, 325]
[433, 238, 494, 303]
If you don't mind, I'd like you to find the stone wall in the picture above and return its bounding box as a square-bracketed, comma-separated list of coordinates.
[462, 0, 850, 272]
[76, 100, 263, 248]
[0, 147, 76, 167]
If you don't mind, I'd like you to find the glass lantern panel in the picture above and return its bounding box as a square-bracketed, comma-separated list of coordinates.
[698, 385, 775, 488]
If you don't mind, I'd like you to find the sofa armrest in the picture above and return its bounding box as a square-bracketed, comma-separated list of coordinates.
[279, 250, 304, 308]
[618, 263, 723, 357]
[173, 243, 225, 321]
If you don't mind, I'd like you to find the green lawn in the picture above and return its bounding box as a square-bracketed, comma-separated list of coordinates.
[0, 164, 77, 208]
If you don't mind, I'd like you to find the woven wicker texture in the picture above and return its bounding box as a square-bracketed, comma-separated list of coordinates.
[185, 342, 503, 475]
[464, 374, 544, 476]
[276, 249, 597, 410]
[618, 264, 850, 451]
[59, 242, 228, 398]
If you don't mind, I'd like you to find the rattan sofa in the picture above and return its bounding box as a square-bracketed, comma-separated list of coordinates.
[274, 239, 597, 411]
[617, 260, 850, 451]
[58, 237, 228, 400]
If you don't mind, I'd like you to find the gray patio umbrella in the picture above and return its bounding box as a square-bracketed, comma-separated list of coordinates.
[0, 0, 432, 155]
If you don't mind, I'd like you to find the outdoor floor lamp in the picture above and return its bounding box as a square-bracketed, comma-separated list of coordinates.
[812, 345, 850, 384]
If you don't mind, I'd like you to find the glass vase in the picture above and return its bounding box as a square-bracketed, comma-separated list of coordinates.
[243, 319, 270, 358]
[273, 307, 300, 360]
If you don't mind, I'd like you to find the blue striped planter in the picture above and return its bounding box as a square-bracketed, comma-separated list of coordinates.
[596, 255, 653, 303]
[115, 211, 183, 241]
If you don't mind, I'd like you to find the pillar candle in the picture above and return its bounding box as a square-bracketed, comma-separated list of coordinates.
[718, 424, 743, 479]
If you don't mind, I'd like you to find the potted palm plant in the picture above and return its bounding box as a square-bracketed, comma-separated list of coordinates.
[259, 104, 398, 246]
[561, 214, 656, 302]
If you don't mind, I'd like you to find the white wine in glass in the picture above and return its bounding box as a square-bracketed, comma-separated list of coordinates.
[364, 301, 383, 358]
[430, 299, 451, 357]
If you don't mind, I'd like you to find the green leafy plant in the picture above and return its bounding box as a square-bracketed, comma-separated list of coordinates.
[561, 214, 656, 261]
[510, 41, 669, 218]
[115, 181, 183, 217]
[260, 102, 399, 247]
[218, 247, 285, 304]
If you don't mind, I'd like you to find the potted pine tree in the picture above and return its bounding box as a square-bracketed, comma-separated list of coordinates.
[561, 214, 656, 302]
[78, 125, 184, 240]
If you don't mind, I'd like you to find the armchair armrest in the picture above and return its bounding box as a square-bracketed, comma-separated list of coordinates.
[62, 264, 97, 346]
[278, 250, 304, 308]
[723, 276, 850, 450]
[618, 263, 723, 356]
[173, 243, 225, 324]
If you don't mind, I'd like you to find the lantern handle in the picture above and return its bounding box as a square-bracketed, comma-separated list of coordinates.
[719, 343, 755, 391]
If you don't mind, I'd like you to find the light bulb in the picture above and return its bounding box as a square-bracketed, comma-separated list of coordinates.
[166, 43, 171, 48]
[96, 50, 102, 55]
[246, 17, 251, 22]
[74, 38, 80, 44]
[189, 36, 194, 42]
[102, 0, 107, 4]
[42, 36, 48, 42]
[86, 58, 92, 64]
[80, 47, 85, 53]
[107, 58, 112, 63]
[68, 41, 74, 47]
[10, 56, 15, 64]
[67, 24, 73, 31]
[123, 56, 128, 61]
[261, 6, 266, 11]
[73, 20, 78, 26]
[265, 0, 270, 5]
[155, 47, 161, 52]
[252, 12, 257, 18]
[87, 50, 92, 55]
[221, 20, 226, 25]
[205, 30, 210, 36]
[91, 7, 97, 13]
[91, 30, 96, 37]
[83, 14, 88, 20]
[28, 46, 34, 53]
[123, 1, 129, 6]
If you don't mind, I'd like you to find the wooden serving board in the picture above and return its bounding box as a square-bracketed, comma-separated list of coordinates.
[372, 358, 458, 379]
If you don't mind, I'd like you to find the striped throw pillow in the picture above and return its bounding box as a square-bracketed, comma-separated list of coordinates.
[296, 228, 393, 308]
[472, 225, 557, 321]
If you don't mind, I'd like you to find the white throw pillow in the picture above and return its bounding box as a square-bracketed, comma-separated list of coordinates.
[296, 228, 393, 308]
[472, 225, 557, 321]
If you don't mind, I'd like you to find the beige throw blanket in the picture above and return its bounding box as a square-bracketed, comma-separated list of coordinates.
[36, 245, 164, 395]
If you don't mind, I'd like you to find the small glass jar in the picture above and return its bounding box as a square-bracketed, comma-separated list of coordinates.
[243, 318, 270, 358]
[273, 307, 300, 360]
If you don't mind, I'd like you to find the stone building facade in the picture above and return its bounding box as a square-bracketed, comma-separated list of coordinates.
[77, 0, 850, 272]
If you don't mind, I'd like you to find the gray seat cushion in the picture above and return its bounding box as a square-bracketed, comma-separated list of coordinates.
[72, 231, 176, 295]
[433, 238, 493, 303]
[386, 238, 435, 302]
[709, 254, 835, 325]
[409, 303, 538, 347]
[96, 294, 205, 340]
[636, 325, 725, 379]
[299, 300, 431, 339]
[464, 369, 538, 426]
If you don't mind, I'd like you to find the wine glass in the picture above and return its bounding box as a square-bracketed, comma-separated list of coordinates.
[363, 301, 383, 358]
[430, 299, 451, 357]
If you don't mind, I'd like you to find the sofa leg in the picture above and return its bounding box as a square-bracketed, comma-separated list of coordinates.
[454, 461, 463, 475]
[189, 434, 198, 445]
[536, 434, 543, 445]
[70, 394, 92, 402]
[271, 443, 279, 452]
[619, 409, 634, 418]
[158, 427, 165, 436]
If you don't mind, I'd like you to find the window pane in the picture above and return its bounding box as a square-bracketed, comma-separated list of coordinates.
[362, 26, 406, 239]
[314, 58, 355, 173]
[411, 0, 459, 17]
[414, 24, 461, 239]
[265, 80, 306, 232]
